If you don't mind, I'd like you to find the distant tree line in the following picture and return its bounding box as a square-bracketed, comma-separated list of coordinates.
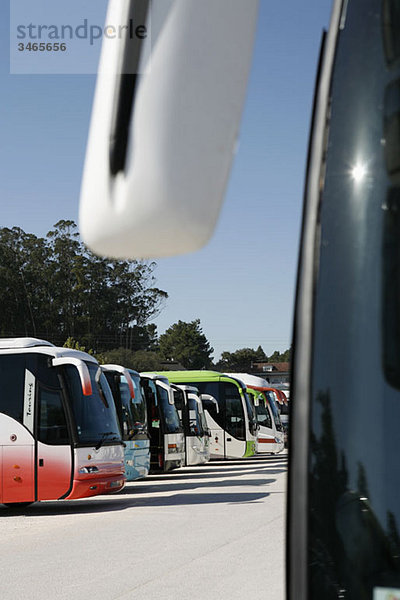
[102, 320, 290, 373]
[0, 221, 291, 371]
[0, 220, 167, 352]
[215, 346, 291, 372]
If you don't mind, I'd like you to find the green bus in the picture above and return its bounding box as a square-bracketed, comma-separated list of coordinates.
[158, 371, 258, 460]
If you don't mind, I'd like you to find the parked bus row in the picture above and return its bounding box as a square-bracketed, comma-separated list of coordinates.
[0, 338, 287, 507]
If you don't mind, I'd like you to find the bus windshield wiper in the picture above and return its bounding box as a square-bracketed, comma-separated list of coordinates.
[95, 431, 118, 450]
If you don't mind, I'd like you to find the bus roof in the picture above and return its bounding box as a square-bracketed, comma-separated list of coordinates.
[0, 337, 54, 349]
[126, 368, 140, 378]
[225, 372, 270, 390]
[157, 370, 244, 385]
[140, 372, 170, 384]
[0, 338, 98, 364]
[171, 383, 199, 394]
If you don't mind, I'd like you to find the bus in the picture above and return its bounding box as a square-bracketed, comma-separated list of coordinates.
[227, 373, 284, 454]
[140, 373, 185, 472]
[170, 384, 210, 466]
[102, 365, 150, 481]
[0, 338, 125, 506]
[159, 371, 258, 460]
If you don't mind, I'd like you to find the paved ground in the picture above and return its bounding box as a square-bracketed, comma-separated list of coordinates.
[0, 452, 287, 600]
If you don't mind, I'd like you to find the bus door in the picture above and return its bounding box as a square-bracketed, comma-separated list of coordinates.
[199, 392, 225, 458]
[155, 380, 184, 470]
[35, 381, 72, 500]
[141, 378, 163, 470]
[222, 382, 247, 459]
[171, 386, 189, 464]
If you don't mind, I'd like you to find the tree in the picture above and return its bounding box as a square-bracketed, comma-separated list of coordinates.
[268, 347, 291, 363]
[0, 221, 168, 352]
[255, 345, 268, 361]
[216, 347, 264, 372]
[159, 319, 213, 369]
[0, 227, 51, 337]
[100, 348, 164, 372]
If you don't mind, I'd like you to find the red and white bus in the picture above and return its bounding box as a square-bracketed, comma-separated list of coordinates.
[0, 338, 125, 507]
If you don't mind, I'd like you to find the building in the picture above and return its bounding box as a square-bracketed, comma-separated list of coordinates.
[250, 362, 290, 386]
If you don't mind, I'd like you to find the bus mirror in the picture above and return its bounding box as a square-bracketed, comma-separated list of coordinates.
[52, 357, 92, 396]
[199, 394, 219, 413]
[254, 395, 260, 407]
[102, 364, 135, 398]
[79, 0, 259, 259]
[188, 392, 203, 413]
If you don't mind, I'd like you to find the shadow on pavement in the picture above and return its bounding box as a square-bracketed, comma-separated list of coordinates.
[0, 489, 271, 516]
[146, 466, 286, 482]
[0, 453, 286, 518]
[118, 476, 276, 495]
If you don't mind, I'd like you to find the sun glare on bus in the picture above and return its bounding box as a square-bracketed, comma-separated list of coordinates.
[350, 162, 367, 183]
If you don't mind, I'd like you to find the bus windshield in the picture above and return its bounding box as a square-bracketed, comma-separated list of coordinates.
[186, 381, 246, 441]
[244, 391, 257, 430]
[118, 373, 147, 438]
[188, 395, 204, 436]
[157, 384, 182, 434]
[265, 391, 283, 431]
[255, 399, 272, 429]
[64, 363, 121, 445]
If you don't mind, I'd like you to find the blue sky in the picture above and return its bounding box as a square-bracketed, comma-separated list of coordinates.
[0, 1, 332, 360]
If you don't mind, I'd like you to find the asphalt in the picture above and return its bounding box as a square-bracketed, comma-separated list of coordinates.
[0, 452, 287, 600]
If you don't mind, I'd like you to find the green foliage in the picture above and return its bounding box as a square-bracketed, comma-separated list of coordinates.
[99, 348, 164, 372]
[216, 345, 291, 371]
[216, 347, 266, 372]
[159, 319, 213, 369]
[0, 221, 167, 352]
[63, 337, 94, 354]
[268, 347, 291, 363]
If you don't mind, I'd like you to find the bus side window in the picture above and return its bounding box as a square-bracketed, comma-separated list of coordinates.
[37, 386, 69, 445]
[0, 354, 26, 424]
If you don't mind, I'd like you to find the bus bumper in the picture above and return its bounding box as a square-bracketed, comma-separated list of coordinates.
[66, 474, 126, 499]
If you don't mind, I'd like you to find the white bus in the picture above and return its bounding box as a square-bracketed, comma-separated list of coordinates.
[140, 373, 185, 472]
[161, 371, 258, 460]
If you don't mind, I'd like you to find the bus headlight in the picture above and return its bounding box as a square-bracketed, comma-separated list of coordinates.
[79, 466, 99, 474]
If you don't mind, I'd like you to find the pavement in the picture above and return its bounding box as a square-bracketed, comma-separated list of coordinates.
[0, 452, 287, 600]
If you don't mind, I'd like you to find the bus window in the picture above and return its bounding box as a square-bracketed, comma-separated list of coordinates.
[266, 391, 283, 431]
[129, 376, 147, 430]
[188, 397, 204, 436]
[37, 386, 69, 445]
[0, 354, 25, 423]
[188, 381, 226, 432]
[157, 385, 181, 434]
[172, 387, 185, 422]
[244, 391, 258, 434]
[292, 0, 400, 596]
